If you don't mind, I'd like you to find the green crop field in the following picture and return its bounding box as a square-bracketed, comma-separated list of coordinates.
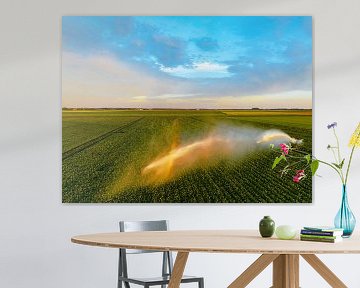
[62, 109, 312, 203]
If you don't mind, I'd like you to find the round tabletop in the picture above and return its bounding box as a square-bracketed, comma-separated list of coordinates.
[71, 230, 360, 254]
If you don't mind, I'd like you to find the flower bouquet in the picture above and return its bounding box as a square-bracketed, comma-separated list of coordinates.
[271, 122, 360, 237]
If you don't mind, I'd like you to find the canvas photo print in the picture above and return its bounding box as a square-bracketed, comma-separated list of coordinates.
[62, 16, 312, 203]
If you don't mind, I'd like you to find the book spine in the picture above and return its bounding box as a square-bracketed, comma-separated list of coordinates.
[300, 237, 337, 243]
[300, 234, 337, 240]
[301, 230, 335, 236]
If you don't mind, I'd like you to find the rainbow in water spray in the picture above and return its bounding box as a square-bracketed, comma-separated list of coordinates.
[142, 126, 303, 183]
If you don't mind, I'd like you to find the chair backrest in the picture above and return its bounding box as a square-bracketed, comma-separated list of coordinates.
[119, 220, 169, 254]
[118, 220, 173, 282]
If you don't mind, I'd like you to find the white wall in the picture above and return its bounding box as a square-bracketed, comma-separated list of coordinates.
[1, 0, 360, 287]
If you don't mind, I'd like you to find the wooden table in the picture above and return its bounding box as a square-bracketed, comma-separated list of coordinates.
[72, 230, 360, 288]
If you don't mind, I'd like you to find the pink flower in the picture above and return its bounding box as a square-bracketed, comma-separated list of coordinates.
[293, 169, 306, 183]
[296, 170, 305, 176]
[279, 143, 289, 155]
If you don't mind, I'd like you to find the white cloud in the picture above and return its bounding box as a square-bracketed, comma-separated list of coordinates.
[156, 93, 201, 99]
[62, 52, 191, 107]
[131, 96, 148, 102]
[210, 90, 312, 109]
[62, 52, 311, 109]
[160, 62, 234, 79]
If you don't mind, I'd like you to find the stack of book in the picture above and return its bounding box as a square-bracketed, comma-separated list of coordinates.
[300, 226, 344, 243]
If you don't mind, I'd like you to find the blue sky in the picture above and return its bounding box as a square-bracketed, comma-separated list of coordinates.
[62, 16, 312, 109]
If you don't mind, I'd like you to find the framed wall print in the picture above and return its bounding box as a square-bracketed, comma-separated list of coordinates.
[62, 16, 312, 203]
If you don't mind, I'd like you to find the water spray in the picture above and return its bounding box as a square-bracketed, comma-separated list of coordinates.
[142, 126, 303, 183]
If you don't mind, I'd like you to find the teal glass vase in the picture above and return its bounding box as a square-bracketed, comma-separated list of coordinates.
[334, 185, 356, 237]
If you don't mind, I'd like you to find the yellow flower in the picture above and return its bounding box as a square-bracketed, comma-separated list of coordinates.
[349, 122, 360, 147]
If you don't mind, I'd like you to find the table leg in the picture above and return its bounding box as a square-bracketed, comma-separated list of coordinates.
[228, 253, 348, 288]
[272, 254, 299, 288]
[288, 255, 299, 288]
[168, 252, 189, 288]
[301, 254, 347, 288]
[228, 254, 279, 288]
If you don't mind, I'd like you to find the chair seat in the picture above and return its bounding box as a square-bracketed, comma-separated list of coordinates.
[119, 274, 203, 286]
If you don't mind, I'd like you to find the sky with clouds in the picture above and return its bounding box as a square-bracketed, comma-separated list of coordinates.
[62, 16, 312, 109]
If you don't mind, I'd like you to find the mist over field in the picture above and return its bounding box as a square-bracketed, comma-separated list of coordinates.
[142, 125, 302, 182]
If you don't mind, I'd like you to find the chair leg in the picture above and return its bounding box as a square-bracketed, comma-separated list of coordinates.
[118, 250, 123, 288]
[161, 252, 168, 288]
[118, 279, 130, 288]
[199, 278, 204, 288]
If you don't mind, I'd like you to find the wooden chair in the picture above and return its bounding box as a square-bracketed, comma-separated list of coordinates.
[118, 220, 204, 288]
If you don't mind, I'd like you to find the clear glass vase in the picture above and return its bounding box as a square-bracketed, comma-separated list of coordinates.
[334, 185, 356, 237]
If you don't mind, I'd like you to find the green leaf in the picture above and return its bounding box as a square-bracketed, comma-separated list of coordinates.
[332, 163, 339, 168]
[339, 158, 345, 169]
[332, 159, 345, 169]
[332, 161, 344, 169]
[311, 160, 319, 176]
[305, 154, 311, 164]
[272, 155, 287, 169]
[269, 144, 275, 149]
[272, 156, 281, 169]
